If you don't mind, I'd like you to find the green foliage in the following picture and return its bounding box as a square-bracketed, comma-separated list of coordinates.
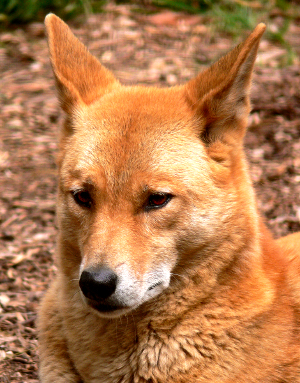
[150, 0, 292, 14]
[210, 1, 259, 35]
[150, 0, 208, 13]
[150, 0, 295, 36]
[0, 0, 105, 24]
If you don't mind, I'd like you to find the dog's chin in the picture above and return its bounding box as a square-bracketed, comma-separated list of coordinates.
[90, 304, 132, 319]
[84, 298, 132, 318]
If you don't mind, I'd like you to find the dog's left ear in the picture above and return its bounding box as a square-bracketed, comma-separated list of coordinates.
[185, 23, 266, 146]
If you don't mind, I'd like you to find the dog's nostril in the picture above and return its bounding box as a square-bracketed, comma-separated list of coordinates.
[79, 267, 118, 301]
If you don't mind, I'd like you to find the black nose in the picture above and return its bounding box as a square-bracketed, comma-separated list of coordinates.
[79, 267, 118, 301]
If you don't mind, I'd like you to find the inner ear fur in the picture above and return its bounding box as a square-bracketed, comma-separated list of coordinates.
[44, 13, 119, 113]
[185, 23, 266, 146]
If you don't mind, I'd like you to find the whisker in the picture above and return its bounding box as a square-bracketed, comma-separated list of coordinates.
[71, 290, 80, 300]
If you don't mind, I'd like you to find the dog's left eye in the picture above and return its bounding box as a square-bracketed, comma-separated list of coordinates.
[72, 190, 92, 208]
[146, 193, 172, 210]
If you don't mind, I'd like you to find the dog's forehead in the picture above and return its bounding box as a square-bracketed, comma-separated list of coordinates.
[72, 86, 201, 165]
[64, 87, 208, 189]
[83, 86, 193, 131]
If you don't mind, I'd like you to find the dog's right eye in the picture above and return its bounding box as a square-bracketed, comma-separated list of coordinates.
[72, 190, 92, 208]
[145, 193, 172, 211]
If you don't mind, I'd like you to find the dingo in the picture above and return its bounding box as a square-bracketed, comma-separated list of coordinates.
[38, 14, 300, 382]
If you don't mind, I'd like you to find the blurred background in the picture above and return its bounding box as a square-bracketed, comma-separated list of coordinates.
[0, 1, 300, 382]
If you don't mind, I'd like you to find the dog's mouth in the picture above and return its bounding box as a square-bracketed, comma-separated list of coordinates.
[83, 281, 165, 317]
[86, 298, 129, 315]
[148, 281, 162, 291]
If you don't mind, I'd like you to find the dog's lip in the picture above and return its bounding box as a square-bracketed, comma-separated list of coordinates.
[86, 298, 128, 313]
[148, 281, 163, 291]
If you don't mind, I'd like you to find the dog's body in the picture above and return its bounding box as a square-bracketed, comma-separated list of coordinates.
[38, 15, 300, 382]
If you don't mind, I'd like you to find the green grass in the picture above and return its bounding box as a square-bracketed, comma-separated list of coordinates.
[1, 0, 299, 65]
[0, 0, 297, 29]
[0, 0, 105, 24]
[210, 2, 260, 36]
[150, 0, 296, 36]
[149, 0, 299, 65]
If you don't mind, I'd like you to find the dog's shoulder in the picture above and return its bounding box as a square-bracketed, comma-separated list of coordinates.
[276, 232, 300, 308]
[276, 232, 300, 259]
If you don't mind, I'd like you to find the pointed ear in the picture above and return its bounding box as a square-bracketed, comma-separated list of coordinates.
[185, 23, 266, 146]
[44, 14, 119, 113]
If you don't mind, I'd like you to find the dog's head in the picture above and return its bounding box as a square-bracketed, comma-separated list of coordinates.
[45, 14, 265, 318]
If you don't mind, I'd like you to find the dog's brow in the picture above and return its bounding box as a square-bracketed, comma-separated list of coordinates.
[84, 177, 95, 187]
[142, 185, 150, 194]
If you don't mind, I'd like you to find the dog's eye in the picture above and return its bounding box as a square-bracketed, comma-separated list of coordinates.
[146, 193, 172, 210]
[72, 190, 92, 208]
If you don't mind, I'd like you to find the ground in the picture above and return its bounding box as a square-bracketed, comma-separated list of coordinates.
[0, 4, 300, 382]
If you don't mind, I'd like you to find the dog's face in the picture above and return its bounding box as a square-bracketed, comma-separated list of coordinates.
[58, 88, 227, 317]
[46, 15, 265, 317]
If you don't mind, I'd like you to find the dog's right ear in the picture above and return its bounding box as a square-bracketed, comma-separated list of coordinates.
[45, 14, 119, 114]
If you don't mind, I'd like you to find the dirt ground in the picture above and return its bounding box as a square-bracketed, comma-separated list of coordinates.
[0, 4, 300, 382]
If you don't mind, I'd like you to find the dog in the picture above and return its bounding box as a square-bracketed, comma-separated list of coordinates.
[37, 14, 300, 382]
